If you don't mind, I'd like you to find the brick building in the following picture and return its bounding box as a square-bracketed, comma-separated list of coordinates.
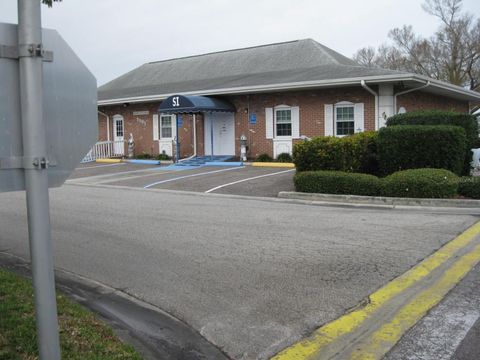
[97, 39, 480, 160]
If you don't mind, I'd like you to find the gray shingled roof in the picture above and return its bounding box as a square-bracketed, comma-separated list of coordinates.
[97, 39, 409, 102]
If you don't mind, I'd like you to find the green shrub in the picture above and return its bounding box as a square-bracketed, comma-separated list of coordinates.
[458, 177, 480, 199]
[276, 153, 293, 162]
[294, 170, 382, 196]
[377, 125, 466, 176]
[136, 153, 152, 159]
[256, 153, 273, 162]
[382, 168, 459, 198]
[156, 153, 171, 161]
[292, 132, 379, 174]
[386, 110, 478, 175]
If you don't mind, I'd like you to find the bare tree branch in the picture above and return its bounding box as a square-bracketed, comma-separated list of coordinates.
[42, 0, 62, 7]
[354, 0, 480, 91]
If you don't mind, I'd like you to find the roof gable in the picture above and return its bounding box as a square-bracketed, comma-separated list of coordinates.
[99, 39, 367, 98]
[98, 38, 480, 104]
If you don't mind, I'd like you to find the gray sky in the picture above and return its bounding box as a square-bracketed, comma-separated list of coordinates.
[1, 0, 479, 86]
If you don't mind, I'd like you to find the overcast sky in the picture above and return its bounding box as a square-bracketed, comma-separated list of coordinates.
[1, 0, 479, 86]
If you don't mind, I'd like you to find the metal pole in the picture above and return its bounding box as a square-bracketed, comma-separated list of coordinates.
[17, 1, 61, 359]
[210, 113, 214, 160]
[176, 114, 180, 163]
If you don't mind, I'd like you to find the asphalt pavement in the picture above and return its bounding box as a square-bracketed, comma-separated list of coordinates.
[68, 163, 296, 197]
[0, 184, 478, 359]
[385, 262, 480, 360]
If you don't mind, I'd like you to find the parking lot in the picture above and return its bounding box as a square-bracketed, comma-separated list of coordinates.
[68, 162, 296, 197]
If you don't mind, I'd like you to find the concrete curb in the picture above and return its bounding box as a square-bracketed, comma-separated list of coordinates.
[252, 162, 295, 168]
[0, 252, 229, 360]
[95, 158, 122, 163]
[124, 159, 161, 165]
[278, 191, 480, 208]
[204, 161, 243, 166]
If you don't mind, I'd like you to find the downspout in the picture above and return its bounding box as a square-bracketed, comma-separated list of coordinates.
[361, 80, 379, 130]
[98, 110, 110, 142]
[394, 81, 430, 114]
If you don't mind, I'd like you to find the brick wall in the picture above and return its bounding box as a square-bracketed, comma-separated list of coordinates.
[397, 91, 469, 113]
[227, 87, 376, 158]
[98, 87, 469, 160]
[98, 102, 160, 156]
[98, 116, 108, 141]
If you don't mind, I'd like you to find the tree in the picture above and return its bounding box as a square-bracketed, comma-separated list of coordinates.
[42, 0, 62, 7]
[353, 0, 480, 91]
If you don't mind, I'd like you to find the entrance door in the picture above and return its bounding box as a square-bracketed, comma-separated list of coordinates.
[204, 112, 235, 156]
[113, 115, 124, 156]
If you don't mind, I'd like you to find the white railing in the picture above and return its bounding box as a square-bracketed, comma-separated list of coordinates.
[81, 140, 126, 163]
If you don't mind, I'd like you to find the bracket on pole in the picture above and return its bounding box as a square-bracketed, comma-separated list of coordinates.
[0, 156, 57, 170]
[0, 44, 53, 62]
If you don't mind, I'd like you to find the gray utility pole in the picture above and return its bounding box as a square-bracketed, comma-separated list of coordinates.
[17, 0, 61, 359]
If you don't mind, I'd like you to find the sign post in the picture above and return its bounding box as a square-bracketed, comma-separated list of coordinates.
[17, 1, 61, 359]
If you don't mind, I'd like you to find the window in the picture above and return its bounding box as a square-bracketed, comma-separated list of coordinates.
[160, 115, 173, 138]
[275, 109, 292, 137]
[114, 116, 124, 137]
[335, 106, 354, 136]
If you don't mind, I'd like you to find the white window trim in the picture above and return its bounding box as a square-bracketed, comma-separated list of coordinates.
[160, 114, 174, 140]
[113, 114, 124, 138]
[274, 104, 293, 139]
[334, 102, 355, 137]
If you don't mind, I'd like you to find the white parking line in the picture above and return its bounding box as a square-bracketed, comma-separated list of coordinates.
[76, 163, 126, 170]
[144, 166, 245, 189]
[205, 169, 295, 193]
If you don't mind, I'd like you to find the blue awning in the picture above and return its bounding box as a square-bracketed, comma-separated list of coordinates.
[158, 95, 235, 114]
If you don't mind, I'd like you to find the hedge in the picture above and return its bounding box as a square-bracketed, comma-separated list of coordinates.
[293, 170, 382, 196]
[458, 176, 480, 199]
[256, 153, 273, 162]
[276, 152, 293, 162]
[377, 125, 466, 176]
[386, 110, 478, 175]
[382, 168, 459, 198]
[293, 132, 378, 174]
[294, 168, 461, 199]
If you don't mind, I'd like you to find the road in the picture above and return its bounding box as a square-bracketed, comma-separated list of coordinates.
[0, 184, 477, 359]
[385, 262, 480, 360]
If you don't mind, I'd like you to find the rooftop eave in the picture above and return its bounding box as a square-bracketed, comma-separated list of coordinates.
[97, 74, 480, 106]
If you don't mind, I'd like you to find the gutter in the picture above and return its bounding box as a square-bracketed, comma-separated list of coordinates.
[98, 75, 480, 106]
[98, 74, 419, 106]
[98, 110, 110, 142]
[393, 80, 430, 114]
[360, 80, 379, 130]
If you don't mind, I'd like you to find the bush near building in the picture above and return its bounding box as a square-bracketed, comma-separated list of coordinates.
[276, 152, 293, 162]
[290, 110, 479, 199]
[293, 171, 382, 196]
[293, 132, 378, 174]
[458, 176, 480, 199]
[381, 168, 459, 198]
[386, 110, 478, 175]
[377, 125, 467, 176]
[255, 153, 273, 162]
[294, 168, 460, 199]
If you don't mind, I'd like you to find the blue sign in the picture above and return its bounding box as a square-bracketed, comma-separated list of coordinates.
[177, 115, 183, 127]
[249, 113, 257, 125]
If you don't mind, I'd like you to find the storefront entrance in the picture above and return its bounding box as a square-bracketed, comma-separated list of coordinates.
[204, 112, 235, 156]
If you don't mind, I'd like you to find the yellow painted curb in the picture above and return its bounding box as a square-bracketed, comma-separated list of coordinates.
[95, 158, 122, 163]
[271, 221, 480, 360]
[252, 162, 295, 168]
[350, 242, 480, 360]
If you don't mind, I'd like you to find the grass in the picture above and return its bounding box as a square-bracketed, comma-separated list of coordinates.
[0, 269, 143, 360]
